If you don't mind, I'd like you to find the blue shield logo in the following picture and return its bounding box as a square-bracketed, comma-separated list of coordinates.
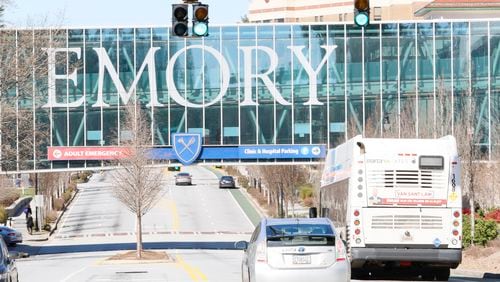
[172, 133, 202, 165]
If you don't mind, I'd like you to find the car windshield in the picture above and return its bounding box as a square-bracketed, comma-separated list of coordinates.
[266, 224, 335, 247]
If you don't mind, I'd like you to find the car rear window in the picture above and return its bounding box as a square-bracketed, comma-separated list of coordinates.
[266, 224, 335, 247]
[221, 176, 233, 180]
[177, 173, 190, 176]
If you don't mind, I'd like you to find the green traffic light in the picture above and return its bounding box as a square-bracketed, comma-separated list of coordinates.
[354, 12, 369, 27]
[193, 22, 208, 36]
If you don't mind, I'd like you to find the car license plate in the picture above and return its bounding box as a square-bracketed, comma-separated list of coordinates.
[292, 255, 311, 264]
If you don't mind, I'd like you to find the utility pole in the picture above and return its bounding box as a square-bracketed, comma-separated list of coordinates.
[34, 173, 39, 231]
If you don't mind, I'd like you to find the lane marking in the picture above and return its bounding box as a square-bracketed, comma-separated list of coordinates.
[175, 254, 208, 281]
[166, 188, 209, 282]
[60, 265, 89, 282]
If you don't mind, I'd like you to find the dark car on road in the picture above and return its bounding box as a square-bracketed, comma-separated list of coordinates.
[0, 227, 22, 247]
[219, 176, 236, 189]
[0, 237, 18, 282]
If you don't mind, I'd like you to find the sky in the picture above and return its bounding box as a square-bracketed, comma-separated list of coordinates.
[4, 0, 250, 28]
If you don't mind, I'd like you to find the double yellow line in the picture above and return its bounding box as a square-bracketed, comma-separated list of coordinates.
[164, 175, 208, 282]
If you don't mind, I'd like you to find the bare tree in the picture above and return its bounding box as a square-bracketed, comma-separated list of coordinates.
[257, 165, 307, 217]
[111, 103, 164, 259]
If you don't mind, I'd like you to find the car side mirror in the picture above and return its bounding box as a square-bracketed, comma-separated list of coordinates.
[234, 240, 249, 250]
[9, 251, 29, 260]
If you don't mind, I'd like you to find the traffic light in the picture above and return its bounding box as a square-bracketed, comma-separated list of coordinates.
[354, 0, 370, 27]
[192, 3, 209, 36]
[172, 4, 188, 36]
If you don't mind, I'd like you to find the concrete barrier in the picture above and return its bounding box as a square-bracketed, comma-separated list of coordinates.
[5, 196, 32, 218]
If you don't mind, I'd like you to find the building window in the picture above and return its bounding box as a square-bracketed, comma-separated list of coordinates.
[296, 18, 300, 22]
[339, 14, 343, 21]
[319, 15, 324, 22]
[276, 18, 284, 23]
[374, 7, 382, 20]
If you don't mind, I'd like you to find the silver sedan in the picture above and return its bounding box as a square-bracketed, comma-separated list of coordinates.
[236, 217, 351, 282]
[174, 172, 192, 185]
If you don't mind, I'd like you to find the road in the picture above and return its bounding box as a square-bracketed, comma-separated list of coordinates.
[14, 166, 254, 282]
[10, 166, 497, 282]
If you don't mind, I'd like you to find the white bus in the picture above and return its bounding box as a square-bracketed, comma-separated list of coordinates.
[319, 135, 462, 280]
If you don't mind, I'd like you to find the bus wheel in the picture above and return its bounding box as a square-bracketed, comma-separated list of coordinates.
[351, 269, 369, 279]
[435, 268, 450, 281]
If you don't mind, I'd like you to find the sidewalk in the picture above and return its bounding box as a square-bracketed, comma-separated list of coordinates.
[9, 208, 50, 243]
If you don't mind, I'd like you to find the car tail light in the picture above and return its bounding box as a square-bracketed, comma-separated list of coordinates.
[335, 238, 347, 262]
[256, 241, 267, 263]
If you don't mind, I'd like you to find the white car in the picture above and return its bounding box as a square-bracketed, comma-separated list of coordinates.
[236, 217, 350, 282]
[174, 172, 192, 185]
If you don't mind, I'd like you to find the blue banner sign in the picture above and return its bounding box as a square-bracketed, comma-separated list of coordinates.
[148, 144, 326, 163]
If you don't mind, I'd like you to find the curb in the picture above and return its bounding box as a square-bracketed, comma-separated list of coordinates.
[452, 268, 500, 279]
[49, 186, 80, 237]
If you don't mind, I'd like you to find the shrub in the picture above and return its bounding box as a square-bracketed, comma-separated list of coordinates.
[238, 176, 249, 189]
[0, 187, 20, 206]
[303, 197, 314, 207]
[42, 223, 52, 232]
[70, 174, 79, 182]
[298, 184, 314, 200]
[45, 210, 58, 223]
[67, 182, 77, 192]
[0, 206, 7, 224]
[62, 191, 73, 203]
[462, 215, 498, 247]
[53, 198, 65, 211]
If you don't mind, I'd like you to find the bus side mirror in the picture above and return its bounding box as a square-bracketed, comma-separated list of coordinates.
[356, 142, 366, 154]
[309, 207, 318, 218]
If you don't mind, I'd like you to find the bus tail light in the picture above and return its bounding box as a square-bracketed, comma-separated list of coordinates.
[256, 241, 267, 263]
[354, 219, 360, 226]
[354, 210, 360, 217]
[355, 228, 361, 235]
[453, 220, 460, 227]
[452, 230, 459, 236]
[453, 211, 460, 218]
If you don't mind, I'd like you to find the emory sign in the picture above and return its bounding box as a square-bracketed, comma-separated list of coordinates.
[43, 44, 337, 109]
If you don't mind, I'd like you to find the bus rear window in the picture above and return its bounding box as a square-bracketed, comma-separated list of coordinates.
[419, 156, 444, 170]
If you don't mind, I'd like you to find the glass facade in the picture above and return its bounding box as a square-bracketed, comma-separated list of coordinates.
[1, 20, 499, 171]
